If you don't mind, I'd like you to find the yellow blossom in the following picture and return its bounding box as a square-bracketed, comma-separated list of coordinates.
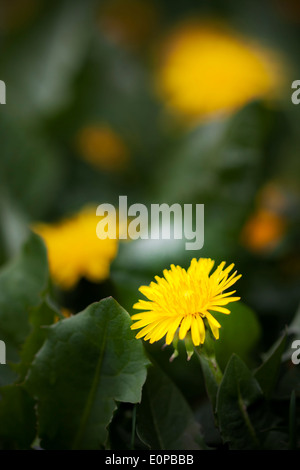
[156, 21, 282, 122]
[131, 258, 241, 347]
[76, 125, 129, 172]
[33, 207, 118, 289]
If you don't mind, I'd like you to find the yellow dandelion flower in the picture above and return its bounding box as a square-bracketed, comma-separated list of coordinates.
[33, 206, 118, 290]
[156, 21, 283, 122]
[76, 125, 129, 172]
[131, 258, 241, 347]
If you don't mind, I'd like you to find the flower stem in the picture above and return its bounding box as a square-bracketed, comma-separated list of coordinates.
[130, 404, 137, 450]
[195, 331, 223, 416]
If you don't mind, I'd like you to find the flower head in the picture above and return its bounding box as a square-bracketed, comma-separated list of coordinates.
[156, 21, 282, 122]
[33, 206, 118, 290]
[131, 258, 241, 348]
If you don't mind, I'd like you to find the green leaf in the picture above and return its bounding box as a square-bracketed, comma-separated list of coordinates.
[0, 232, 49, 386]
[254, 333, 287, 399]
[136, 363, 206, 450]
[0, 233, 52, 448]
[25, 297, 149, 450]
[0, 385, 36, 449]
[216, 354, 264, 450]
[213, 301, 261, 370]
[16, 298, 59, 381]
[0, 299, 58, 449]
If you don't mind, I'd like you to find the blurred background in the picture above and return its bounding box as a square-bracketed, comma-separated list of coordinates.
[0, 0, 299, 410]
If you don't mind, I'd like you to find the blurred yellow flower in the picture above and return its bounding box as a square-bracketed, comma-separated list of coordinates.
[33, 207, 118, 290]
[76, 125, 129, 172]
[131, 258, 241, 347]
[241, 208, 287, 253]
[241, 183, 288, 253]
[156, 21, 282, 122]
